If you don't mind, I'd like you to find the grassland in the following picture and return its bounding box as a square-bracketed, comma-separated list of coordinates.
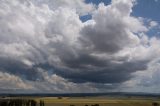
[0, 96, 160, 106]
[34, 96, 160, 106]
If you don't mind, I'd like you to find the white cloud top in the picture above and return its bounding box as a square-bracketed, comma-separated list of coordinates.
[0, 0, 160, 93]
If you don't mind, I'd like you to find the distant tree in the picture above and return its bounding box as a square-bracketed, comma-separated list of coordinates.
[153, 102, 159, 106]
[0, 101, 7, 106]
[95, 104, 99, 106]
[91, 104, 99, 106]
[0, 98, 39, 106]
[40, 100, 45, 106]
[58, 97, 62, 99]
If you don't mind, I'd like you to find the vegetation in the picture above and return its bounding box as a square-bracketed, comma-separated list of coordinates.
[153, 102, 159, 106]
[0, 97, 159, 106]
[41, 97, 160, 106]
[0, 99, 44, 106]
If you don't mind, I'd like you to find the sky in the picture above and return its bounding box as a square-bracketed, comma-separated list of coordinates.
[0, 0, 160, 93]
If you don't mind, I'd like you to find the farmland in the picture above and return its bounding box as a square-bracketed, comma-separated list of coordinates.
[36, 97, 160, 106]
[0, 96, 160, 106]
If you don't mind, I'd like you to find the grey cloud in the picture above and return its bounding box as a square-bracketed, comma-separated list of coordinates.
[0, 0, 159, 93]
[55, 59, 148, 83]
[0, 71, 33, 91]
[79, 3, 140, 53]
[0, 57, 45, 81]
[61, 53, 107, 69]
[52, 1, 149, 84]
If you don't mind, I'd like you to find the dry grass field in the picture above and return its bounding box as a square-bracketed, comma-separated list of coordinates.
[34, 97, 160, 106]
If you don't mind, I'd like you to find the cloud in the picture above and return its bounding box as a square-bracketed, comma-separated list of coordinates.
[29, 0, 95, 15]
[123, 55, 160, 93]
[149, 21, 158, 28]
[154, 0, 159, 2]
[0, 71, 33, 90]
[58, 0, 148, 84]
[0, 0, 160, 93]
[80, 2, 146, 53]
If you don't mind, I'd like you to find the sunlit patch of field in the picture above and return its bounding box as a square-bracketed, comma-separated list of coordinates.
[35, 97, 160, 106]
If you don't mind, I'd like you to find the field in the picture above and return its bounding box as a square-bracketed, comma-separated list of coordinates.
[1, 96, 160, 106]
[35, 96, 160, 106]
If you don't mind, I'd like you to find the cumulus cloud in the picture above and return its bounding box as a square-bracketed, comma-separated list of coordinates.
[0, 0, 160, 93]
[0, 71, 33, 90]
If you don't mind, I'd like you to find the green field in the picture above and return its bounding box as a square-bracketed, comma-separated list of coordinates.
[34, 97, 160, 106]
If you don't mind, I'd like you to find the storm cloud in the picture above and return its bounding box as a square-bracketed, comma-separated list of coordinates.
[0, 0, 160, 93]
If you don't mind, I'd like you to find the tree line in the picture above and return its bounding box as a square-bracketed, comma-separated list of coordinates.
[0, 99, 45, 106]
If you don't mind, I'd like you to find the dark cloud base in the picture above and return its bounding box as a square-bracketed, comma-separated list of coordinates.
[0, 0, 159, 93]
